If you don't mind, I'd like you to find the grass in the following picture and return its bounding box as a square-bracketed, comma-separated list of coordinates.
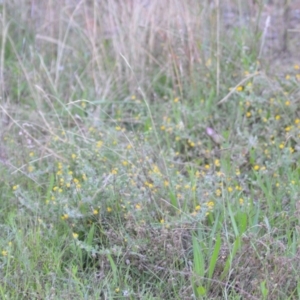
[1, 0, 300, 299]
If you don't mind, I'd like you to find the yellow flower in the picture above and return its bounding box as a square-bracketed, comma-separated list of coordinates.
[111, 168, 118, 175]
[93, 209, 99, 215]
[122, 160, 128, 166]
[96, 141, 103, 148]
[61, 214, 69, 220]
[107, 207, 112, 213]
[72, 233, 79, 239]
[206, 201, 214, 210]
[285, 126, 291, 132]
[246, 111, 251, 118]
[253, 165, 260, 171]
[195, 205, 201, 211]
[214, 159, 220, 167]
[1, 250, 8, 256]
[227, 186, 233, 192]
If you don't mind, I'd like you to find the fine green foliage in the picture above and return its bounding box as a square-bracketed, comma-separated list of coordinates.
[1, 0, 300, 299]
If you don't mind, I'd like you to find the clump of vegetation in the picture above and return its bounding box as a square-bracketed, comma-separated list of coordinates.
[1, 0, 300, 299]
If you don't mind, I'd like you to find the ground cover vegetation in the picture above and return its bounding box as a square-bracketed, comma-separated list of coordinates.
[1, 0, 300, 299]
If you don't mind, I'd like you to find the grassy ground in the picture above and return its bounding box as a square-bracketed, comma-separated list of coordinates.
[1, 0, 300, 299]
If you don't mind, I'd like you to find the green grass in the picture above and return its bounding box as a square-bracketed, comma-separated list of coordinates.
[1, 0, 300, 299]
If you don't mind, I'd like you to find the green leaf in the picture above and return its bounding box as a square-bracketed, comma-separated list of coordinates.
[208, 233, 221, 279]
[192, 235, 205, 277]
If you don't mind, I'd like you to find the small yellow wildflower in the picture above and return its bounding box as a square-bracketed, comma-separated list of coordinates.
[294, 64, 299, 70]
[71, 153, 77, 160]
[61, 214, 69, 220]
[160, 125, 165, 131]
[131, 95, 136, 100]
[205, 164, 210, 170]
[279, 143, 285, 149]
[188, 140, 195, 147]
[216, 189, 221, 196]
[107, 207, 112, 213]
[253, 165, 260, 171]
[195, 205, 201, 211]
[111, 168, 118, 175]
[1, 250, 8, 256]
[164, 180, 169, 187]
[236, 85, 244, 92]
[12, 185, 19, 191]
[93, 209, 99, 215]
[115, 126, 122, 131]
[285, 126, 291, 132]
[206, 201, 214, 210]
[275, 115, 281, 120]
[72, 233, 79, 239]
[285, 100, 290, 106]
[96, 141, 103, 148]
[122, 160, 128, 166]
[239, 198, 244, 205]
[174, 97, 179, 103]
[135, 204, 141, 210]
[246, 111, 251, 118]
[227, 186, 233, 193]
[285, 74, 291, 80]
[214, 159, 220, 167]
[29, 151, 35, 157]
[160, 219, 164, 224]
[115, 287, 120, 293]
